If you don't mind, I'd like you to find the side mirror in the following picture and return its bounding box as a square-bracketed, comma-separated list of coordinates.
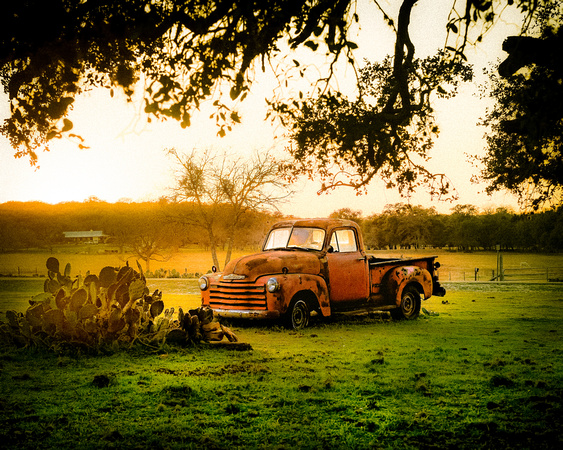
[327, 245, 334, 253]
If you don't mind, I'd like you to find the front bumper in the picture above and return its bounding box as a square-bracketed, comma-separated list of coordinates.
[432, 281, 446, 297]
[212, 308, 281, 321]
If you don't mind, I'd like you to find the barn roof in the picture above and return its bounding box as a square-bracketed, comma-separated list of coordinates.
[63, 231, 106, 238]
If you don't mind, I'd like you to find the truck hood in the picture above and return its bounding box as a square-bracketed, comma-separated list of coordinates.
[221, 250, 322, 281]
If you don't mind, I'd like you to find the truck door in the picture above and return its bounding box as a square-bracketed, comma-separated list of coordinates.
[326, 228, 369, 307]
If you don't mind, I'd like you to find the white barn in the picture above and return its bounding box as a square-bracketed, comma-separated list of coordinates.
[63, 230, 108, 244]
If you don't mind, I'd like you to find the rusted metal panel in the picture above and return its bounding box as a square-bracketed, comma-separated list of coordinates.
[385, 265, 433, 305]
[270, 218, 360, 230]
[326, 251, 369, 303]
[277, 274, 331, 316]
[223, 250, 321, 281]
[203, 272, 330, 319]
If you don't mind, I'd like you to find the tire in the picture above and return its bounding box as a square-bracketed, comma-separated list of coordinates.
[287, 299, 310, 330]
[394, 285, 421, 320]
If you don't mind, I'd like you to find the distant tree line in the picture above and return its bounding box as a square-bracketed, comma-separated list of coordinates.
[332, 204, 563, 252]
[1, 201, 562, 254]
[0, 200, 278, 256]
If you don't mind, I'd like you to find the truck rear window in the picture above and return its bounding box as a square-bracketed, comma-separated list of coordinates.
[330, 229, 358, 252]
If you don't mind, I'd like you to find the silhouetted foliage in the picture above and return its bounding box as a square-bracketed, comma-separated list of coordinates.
[478, 2, 563, 210]
[277, 50, 472, 199]
[0, 0, 547, 201]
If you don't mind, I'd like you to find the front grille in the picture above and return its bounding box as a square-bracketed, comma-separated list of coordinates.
[209, 282, 267, 310]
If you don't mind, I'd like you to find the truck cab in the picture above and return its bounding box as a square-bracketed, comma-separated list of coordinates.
[199, 218, 445, 328]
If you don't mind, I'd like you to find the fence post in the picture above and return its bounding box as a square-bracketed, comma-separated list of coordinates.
[495, 245, 506, 281]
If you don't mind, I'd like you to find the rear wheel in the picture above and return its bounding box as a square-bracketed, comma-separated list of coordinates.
[393, 285, 421, 320]
[287, 299, 310, 330]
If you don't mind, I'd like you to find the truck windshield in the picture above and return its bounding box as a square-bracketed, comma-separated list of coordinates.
[264, 227, 325, 251]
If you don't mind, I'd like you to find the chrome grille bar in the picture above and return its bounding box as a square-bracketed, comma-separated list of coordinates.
[209, 282, 267, 310]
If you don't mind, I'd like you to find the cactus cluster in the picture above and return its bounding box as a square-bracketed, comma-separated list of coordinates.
[0, 258, 237, 352]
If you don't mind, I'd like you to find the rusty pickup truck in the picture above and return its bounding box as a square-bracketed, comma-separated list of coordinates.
[199, 218, 446, 329]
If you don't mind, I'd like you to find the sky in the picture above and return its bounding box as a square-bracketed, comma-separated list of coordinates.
[0, 1, 525, 218]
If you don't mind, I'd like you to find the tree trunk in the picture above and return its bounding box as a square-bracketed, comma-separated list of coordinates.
[224, 215, 240, 269]
[207, 228, 221, 270]
[210, 245, 220, 271]
[224, 237, 233, 268]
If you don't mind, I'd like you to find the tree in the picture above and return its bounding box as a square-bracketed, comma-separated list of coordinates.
[329, 208, 364, 224]
[447, 204, 480, 250]
[277, 49, 472, 198]
[118, 202, 181, 272]
[362, 203, 439, 249]
[1, 0, 544, 193]
[0, 0, 361, 164]
[478, 3, 563, 210]
[167, 147, 291, 270]
[382, 203, 438, 249]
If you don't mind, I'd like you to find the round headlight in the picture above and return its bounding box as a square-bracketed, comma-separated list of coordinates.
[198, 276, 209, 291]
[266, 277, 280, 293]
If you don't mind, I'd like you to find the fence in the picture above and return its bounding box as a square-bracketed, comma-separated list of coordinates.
[502, 267, 563, 282]
[442, 267, 563, 282]
[2, 265, 563, 283]
[0, 267, 45, 278]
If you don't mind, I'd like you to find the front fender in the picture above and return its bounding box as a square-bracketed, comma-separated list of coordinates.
[386, 265, 433, 306]
[270, 274, 331, 317]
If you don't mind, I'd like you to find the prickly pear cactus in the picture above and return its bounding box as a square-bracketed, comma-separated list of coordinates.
[0, 258, 237, 352]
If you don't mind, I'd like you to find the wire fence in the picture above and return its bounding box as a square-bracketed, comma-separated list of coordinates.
[2, 265, 563, 283]
[0, 267, 45, 278]
[442, 267, 563, 282]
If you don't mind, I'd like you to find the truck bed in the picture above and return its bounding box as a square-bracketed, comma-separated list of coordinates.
[368, 255, 437, 267]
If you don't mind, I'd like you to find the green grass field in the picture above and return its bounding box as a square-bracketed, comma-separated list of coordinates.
[1, 281, 562, 449]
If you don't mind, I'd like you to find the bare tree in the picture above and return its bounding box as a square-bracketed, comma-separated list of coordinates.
[121, 202, 181, 273]
[167, 148, 292, 270]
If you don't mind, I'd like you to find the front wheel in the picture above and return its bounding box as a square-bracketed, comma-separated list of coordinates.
[287, 299, 310, 330]
[393, 285, 421, 320]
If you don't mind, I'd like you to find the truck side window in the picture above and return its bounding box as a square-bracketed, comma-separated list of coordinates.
[330, 229, 358, 253]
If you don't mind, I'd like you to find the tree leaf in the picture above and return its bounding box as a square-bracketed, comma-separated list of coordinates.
[62, 118, 73, 132]
[304, 41, 319, 51]
[230, 111, 241, 123]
